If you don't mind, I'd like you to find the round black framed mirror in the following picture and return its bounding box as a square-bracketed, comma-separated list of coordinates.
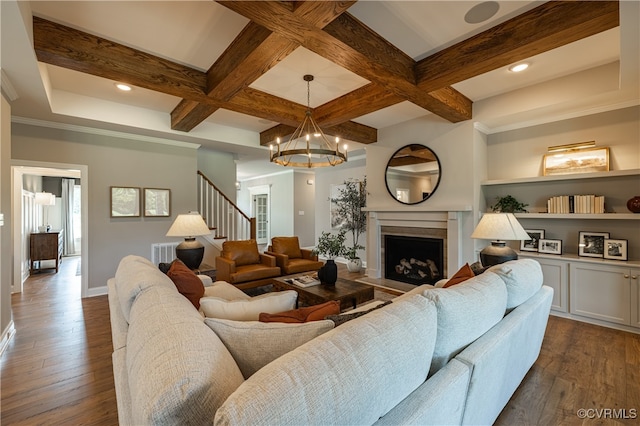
[384, 144, 441, 204]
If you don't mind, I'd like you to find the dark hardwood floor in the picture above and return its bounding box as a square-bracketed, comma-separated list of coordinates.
[1, 257, 638, 425]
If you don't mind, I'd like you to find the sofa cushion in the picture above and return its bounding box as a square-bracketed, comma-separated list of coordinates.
[222, 239, 260, 266]
[229, 264, 281, 283]
[203, 281, 251, 301]
[214, 295, 438, 426]
[487, 259, 543, 310]
[271, 236, 302, 259]
[205, 318, 335, 378]
[422, 271, 508, 376]
[127, 285, 244, 425]
[325, 300, 392, 327]
[283, 258, 324, 274]
[443, 263, 475, 288]
[114, 255, 175, 322]
[258, 300, 340, 323]
[166, 259, 205, 309]
[200, 290, 298, 321]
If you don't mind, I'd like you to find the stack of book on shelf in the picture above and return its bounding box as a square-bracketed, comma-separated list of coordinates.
[284, 274, 321, 288]
[547, 195, 605, 214]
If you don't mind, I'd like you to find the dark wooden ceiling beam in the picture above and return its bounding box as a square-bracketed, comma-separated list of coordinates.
[259, 119, 377, 146]
[172, 1, 356, 132]
[218, 2, 472, 122]
[33, 16, 209, 102]
[415, 1, 620, 92]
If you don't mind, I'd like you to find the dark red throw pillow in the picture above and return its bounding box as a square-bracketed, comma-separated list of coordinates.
[258, 300, 341, 323]
[166, 259, 205, 309]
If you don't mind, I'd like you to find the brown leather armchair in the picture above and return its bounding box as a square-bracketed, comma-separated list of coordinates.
[266, 236, 323, 275]
[215, 239, 281, 290]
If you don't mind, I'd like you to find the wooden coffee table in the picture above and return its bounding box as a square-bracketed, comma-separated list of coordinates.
[272, 273, 374, 312]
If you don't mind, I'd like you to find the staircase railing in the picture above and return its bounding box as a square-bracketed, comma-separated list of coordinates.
[197, 171, 256, 241]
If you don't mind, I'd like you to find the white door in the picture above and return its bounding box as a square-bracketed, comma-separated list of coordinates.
[253, 194, 269, 245]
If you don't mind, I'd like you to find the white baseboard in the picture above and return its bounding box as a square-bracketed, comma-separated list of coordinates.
[0, 321, 16, 357]
[85, 285, 108, 298]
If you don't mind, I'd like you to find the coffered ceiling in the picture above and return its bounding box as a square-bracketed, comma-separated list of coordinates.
[2, 1, 637, 179]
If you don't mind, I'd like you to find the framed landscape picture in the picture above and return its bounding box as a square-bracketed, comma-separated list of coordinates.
[578, 231, 610, 258]
[543, 146, 609, 176]
[539, 239, 562, 255]
[521, 229, 545, 252]
[603, 239, 628, 261]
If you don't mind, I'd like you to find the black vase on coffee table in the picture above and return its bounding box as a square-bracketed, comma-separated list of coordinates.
[318, 259, 338, 286]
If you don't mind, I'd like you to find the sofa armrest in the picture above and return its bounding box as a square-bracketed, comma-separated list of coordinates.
[300, 249, 318, 261]
[265, 251, 288, 269]
[259, 253, 277, 267]
[215, 256, 236, 281]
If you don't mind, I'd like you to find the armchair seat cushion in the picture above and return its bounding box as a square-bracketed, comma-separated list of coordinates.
[284, 258, 324, 275]
[229, 264, 281, 284]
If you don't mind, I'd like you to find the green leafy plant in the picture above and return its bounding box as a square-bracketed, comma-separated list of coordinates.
[331, 178, 367, 259]
[313, 230, 347, 260]
[491, 195, 528, 213]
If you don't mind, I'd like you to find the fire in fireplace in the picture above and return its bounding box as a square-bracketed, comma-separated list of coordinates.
[384, 235, 444, 285]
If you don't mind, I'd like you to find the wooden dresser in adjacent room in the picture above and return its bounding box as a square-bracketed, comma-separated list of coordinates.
[30, 230, 63, 274]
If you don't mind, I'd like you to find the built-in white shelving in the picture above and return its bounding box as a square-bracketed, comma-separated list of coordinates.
[481, 168, 640, 186]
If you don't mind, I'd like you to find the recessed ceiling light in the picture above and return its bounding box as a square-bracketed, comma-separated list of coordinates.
[508, 63, 530, 73]
[115, 83, 132, 92]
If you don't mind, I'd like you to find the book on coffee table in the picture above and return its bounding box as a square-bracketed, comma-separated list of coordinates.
[285, 275, 321, 288]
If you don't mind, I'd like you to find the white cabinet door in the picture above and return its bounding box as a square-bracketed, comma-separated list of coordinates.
[521, 255, 568, 312]
[631, 268, 640, 329]
[569, 263, 631, 325]
[539, 259, 569, 313]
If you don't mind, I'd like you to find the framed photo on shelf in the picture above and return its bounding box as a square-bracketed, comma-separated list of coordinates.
[603, 239, 628, 261]
[538, 239, 562, 255]
[110, 186, 140, 217]
[520, 229, 545, 252]
[543, 146, 609, 176]
[144, 188, 171, 217]
[578, 231, 610, 258]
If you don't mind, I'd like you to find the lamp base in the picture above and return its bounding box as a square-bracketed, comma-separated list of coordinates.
[175, 238, 204, 270]
[479, 241, 518, 267]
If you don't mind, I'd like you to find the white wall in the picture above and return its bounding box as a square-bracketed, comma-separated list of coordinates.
[197, 148, 237, 203]
[1, 94, 13, 348]
[293, 170, 316, 247]
[11, 123, 200, 294]
[314, 156, 367, 255]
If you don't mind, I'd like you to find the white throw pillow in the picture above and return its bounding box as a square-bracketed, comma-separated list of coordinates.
[200, 290, 298, 321]
[205, 318, 334, 378]
[202, 281, 250, 301]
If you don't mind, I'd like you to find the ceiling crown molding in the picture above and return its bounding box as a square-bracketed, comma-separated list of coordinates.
[1, 69, 19, 101]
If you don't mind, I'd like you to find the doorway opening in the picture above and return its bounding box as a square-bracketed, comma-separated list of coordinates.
[11, 161, 89, 297]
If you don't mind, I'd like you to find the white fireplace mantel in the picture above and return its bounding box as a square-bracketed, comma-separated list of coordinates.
[366, 209, 468, 280]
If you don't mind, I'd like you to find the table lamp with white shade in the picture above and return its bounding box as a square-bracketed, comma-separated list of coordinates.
[471, 213, 530, 267]
[35, 192, 56, 232]
[166, 211, 211, 269]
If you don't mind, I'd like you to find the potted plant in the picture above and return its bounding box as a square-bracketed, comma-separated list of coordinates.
[313, 230, 346, 285]
[491, 195, 528, 213]
[331, 178, 367, 272]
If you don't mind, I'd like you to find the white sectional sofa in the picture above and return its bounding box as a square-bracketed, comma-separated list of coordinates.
[107, 255, 553, 425]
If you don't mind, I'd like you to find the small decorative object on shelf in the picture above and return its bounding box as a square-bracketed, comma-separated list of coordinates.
[578, 231, 610, 258]
[538, 239, 562, 255]
[626, 196, 640, 213]
[603, 239, 628, 261]
[491, 195, 528, 213]
[547, 194, 604, 214]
